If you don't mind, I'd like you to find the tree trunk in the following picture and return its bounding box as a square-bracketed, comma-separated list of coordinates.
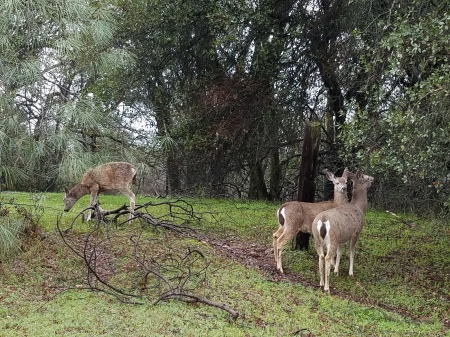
[166, 151, 181, 194]
[155, 112, 181, 194]
[248, 160, 269, 200]
[210, 145, 229, 196]
[269, 148, 282, 200]
[295, 121, 321, 250]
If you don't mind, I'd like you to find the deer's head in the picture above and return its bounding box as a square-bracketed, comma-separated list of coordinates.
[324, 167, 349, 194]
[63, 187, 77, 212]
[350, 171, 374, 188]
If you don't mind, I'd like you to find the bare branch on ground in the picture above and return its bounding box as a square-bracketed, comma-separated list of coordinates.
[57, 199, 239, 319]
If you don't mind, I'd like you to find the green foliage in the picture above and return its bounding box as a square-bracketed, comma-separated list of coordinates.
[340, 2, 450, 214]
[2, 0, 450, 213]
[0, 217, 24, 259]
[0, 0, 138, 191]
[0, 193, 45, 259]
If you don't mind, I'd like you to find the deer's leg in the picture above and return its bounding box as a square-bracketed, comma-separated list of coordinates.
[273, 228, 296, 274]
[349, 239, 357, 276]
[272, 226, 284, 267]
[122, 189, 136, 221]
[334, 245, 341, 275]
[315, 241, 325, 288]
[349, 231, 361, 276]
[87, 189, 99, 221]
[324, 245, 337, 292]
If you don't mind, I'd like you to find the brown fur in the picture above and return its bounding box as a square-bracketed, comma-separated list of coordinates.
[312, 171, 374, 292]
[63, 162, 137, 221]
[273, 168, 351, 273]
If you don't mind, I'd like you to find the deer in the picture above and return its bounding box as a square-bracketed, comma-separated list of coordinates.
[63, 162, 137, 222]
[273, 168, 351, 274]
[312, 170, 374, 292]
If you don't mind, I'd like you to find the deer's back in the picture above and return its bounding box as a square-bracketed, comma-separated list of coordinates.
[82, 162, 136, 191]
[279, 200, 337, 233]
[315, 204, 364, 243]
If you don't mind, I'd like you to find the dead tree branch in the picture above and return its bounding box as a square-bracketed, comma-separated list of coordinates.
[386, 210, 416, 228]
[155, 291, 239, 319]
[57, 199, 239, 318]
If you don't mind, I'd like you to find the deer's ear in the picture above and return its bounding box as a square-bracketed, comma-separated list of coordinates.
[342, 167, 349, 179]
[324, 169, 335, 181]
[343, 167, 355, 179]
[355, 171, 363, 180]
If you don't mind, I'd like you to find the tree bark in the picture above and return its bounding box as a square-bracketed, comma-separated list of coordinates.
[269, 148, 281, 200]
[295, 121, 321, 250]
[166, 151, 181, 194]
[248, 160, 270, 200]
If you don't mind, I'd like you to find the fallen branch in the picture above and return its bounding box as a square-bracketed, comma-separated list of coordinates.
[385, 210, 416, 228]
[156, 291, 239, 319]
[101, 205, 128, 216]
[57, 199, 239, 318]
[292, 328, 315, 336]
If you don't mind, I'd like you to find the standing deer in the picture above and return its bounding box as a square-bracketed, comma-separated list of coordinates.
[273, 168, 350, 273]
[63, 162, 137, 221]
[312, 170, 374, 292]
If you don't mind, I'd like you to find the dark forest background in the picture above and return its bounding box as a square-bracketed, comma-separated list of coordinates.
[1, 0, 449, 216]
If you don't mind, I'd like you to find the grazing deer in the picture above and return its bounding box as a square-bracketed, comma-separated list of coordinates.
[63, 162, 137, 221]
[312, 170, 374, 292]
[273, 168, 350, 273]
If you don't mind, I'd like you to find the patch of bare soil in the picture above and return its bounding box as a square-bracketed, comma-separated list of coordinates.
[198, 234, 318, 287]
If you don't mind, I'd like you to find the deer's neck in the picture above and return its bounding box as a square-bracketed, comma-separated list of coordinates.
[72, 184, 90, 198]
[333, 191, 348, 205]
[350, 187, 368, 212]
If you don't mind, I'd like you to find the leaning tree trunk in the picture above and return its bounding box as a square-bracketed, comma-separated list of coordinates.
[295, 121, 321, 250]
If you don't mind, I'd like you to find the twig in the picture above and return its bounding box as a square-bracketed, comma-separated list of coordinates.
[385, 210, 415, 228]
[156, 291, 239, 319]
[292, 328, 315, 336]
[101, 205, 128, 216]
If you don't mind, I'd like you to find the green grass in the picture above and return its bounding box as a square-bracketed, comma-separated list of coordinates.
[0, 192, 449, 336]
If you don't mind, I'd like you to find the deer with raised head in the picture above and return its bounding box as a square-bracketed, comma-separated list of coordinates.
[63, 162, 137, 221]
[312, 170, 374, 292]
[273, 168, 350, 273]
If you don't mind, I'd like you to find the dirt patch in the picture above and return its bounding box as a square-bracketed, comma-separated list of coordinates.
[198, 234, 319, 287]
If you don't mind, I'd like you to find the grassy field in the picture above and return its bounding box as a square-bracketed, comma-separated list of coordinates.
[0, 191, 449, 336]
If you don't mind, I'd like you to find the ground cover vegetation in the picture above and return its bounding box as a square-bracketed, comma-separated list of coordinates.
[0, 192, 448, 336]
